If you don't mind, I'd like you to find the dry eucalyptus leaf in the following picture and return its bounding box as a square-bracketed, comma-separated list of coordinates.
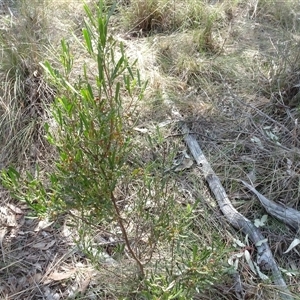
[28, 273, 43, 284]
[7, 203, 23, 214]
[78, 275, 91, 294]
[158, 120, 173, 127]
[0, 228, 7, 244]
[35, 219, 54, 231]
[284, 238, 300, 254]
[174, 158, 193, 172]
[0, 206, 18, 227]
[233, 239, 246, 248]
[43, 286, 60, 300]
[244, 250, 256, 274]
[254, 215, 268, 228]
[48, 270, 76, 281]
[31, 240, 56, 250]
[133, 127, 148, 133]
[255, 238, 268, 247]
[254, 262, 269, 280]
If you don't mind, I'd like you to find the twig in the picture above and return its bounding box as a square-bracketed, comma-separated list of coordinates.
[241, 180, 300, 232]
[181, 123, 293, 300]
[228, 84, 298, 142]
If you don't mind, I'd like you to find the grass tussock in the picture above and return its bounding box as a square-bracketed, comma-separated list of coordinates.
[256, 0, 300, 32]
[0, 0, 54, 169]
[119, 0, 227, 36]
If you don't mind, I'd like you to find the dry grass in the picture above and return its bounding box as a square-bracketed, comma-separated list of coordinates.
[1, 0, 300, 299]
[0, 0, 55, 170]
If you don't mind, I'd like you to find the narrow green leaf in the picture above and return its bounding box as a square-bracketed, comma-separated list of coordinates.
[97, 10, 108, 49]
[107, 0, 117, 21]
[127, 65, 134, 79]
[60, 39, 73, 74]
[115, 82, 120, 103]
[83, 3, 97, 28]
[41, 61, 60, 80]
[82, 28, 93, 54]
[111, 56, 125, 81]
[5, 167, 20, 186]
[123, 74, 131, 95]
[137, 69, 141, 86]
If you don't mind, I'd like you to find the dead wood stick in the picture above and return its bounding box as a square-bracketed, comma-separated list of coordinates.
[241, 180, 300, 232]
[181, 123, 293, 300]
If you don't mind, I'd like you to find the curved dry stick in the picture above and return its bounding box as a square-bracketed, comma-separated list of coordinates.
[181, 123, 293, 300]
[241, 180, 300, 232]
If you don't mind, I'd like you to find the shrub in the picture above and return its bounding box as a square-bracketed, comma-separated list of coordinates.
[1, 1, 228, 297]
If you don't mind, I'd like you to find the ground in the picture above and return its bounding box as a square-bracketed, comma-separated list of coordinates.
[1, 0, 300, 299]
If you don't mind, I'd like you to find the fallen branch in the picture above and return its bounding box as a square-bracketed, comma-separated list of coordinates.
[241, 180, 300, 232]
[181, 123, 293, 300]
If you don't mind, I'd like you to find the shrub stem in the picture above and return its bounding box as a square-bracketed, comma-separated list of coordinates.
[110, 191, 145, 278]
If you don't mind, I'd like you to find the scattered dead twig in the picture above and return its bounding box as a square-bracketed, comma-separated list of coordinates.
[223, 79, 300, 146]
[241, 180, 300, 232]
[181, 122, 293, 300]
